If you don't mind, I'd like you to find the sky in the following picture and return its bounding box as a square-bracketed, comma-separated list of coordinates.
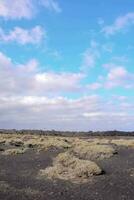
[0, 0, 134, 131]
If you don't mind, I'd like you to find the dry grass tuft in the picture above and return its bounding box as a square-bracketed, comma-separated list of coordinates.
[0, 134, 117, 160]
[8, 139, 24, 147]
[111, 139, 134, 148]
[2, 148, 27, 155]
[24, 136, 72, 151]
[72, 139, 117, 160]
[0, 134, 72, 151]
[38, 152, 102, 183]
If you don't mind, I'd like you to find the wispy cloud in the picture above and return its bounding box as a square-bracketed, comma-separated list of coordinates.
[86, 82, 102, 90]
[0, 0, 61, 19]
[82, 40, 100, 70]
[0, 26, 45, 45]
[40, 0, 62, 13]
[86, 63, 134, 90]
[49, 50, 62, 60]
[102, 12, 134, 35]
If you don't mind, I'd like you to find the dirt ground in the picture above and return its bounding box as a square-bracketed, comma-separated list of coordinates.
[0, 137, 134, 200]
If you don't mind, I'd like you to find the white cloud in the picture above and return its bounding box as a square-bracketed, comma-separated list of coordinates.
[0, 95, 99, 130]
[0, 94, 134, 131]
[86, 82, 102, 90]
[102, 12, 134, 36]
[82, 50, 96, 68]
[0, 0, 61, 19]
[108, 67, 127, 80]
[105, 65, 134, 89]
[103, 63, 118, 69]
[83, 112, 128, 118]
[102, 43, 114, 53]
[0, 0, 34, 19]
[82, 40, 100, 69]
[0, 26, 45, 45]
[35, 72, 83, 93]
[0, 53, 134, 131]
[0, 52, 39, 95]
[0, 52, 83, 96]
[49, 50, 62, 60]
[40, 0, 61, 13]
[86, 63, 134, 90]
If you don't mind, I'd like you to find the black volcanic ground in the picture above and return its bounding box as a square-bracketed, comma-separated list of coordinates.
[0, 134, 134, 200]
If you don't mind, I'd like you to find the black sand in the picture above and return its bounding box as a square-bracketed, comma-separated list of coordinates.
[0, 144, 134, 200]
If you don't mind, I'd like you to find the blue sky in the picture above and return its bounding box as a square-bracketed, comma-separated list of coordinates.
[0, 0, 134, 131]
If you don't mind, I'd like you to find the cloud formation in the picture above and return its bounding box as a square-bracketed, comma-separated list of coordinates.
[82, 40, 100, 69]
[40, 0, 62, 13]
[102, 12, 134, 35]
[0, 26, 45, 45]
[105, 65, 134, 89]
[0, 94, 133, 131]
[0, 0, 34, 19]
[0, 0, 61, 19]
[86, 63, 134, 90]
[0, 52, 133, 130]
[0, 52, 83, 96]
